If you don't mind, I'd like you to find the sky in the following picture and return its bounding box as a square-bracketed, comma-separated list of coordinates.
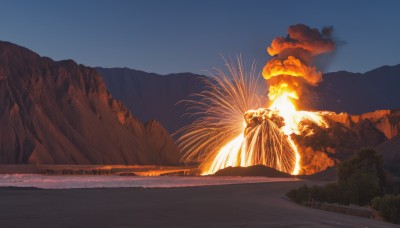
[0, 0, 399, 75]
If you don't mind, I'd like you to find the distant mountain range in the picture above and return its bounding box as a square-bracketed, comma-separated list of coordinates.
[0, 41, 179, 165]
[97, 64, 400, 134]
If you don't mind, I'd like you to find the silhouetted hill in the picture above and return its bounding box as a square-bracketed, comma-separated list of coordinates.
[213, 165, 292, 177]
[0, 41, 179, 165]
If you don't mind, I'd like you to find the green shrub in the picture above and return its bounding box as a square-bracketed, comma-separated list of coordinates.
[343, 171, 381, 205]
[338, 148, 386, 188]
[287, 149, 387, 206]
[311, 185, 325, 202]
[286, 184, 340, 205]
[372, 194, 400, 224]
[287, 184, 310, 203]
[323, 182, 342, 203]
[336, 148, 385, 205]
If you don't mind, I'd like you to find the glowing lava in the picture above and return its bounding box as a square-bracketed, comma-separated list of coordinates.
[177, 24, 336, 176]
[202, 92, 328, 175]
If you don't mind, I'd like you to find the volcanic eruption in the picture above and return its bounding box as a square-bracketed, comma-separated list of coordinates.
[178, 24, 336, 175]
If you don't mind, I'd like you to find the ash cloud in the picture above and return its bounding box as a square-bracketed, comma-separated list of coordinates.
[267, 24, 336, 60]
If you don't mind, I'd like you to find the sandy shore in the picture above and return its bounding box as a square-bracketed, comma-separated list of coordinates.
[0, 181, 397, 228]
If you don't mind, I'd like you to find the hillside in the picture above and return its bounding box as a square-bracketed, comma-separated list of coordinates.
[0, 41, 179, 165]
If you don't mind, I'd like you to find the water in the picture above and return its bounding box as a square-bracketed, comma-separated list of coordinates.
[0, 174, 298, 189]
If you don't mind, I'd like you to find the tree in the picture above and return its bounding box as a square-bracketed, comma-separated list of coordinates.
[338, 148, 386, 189]
[344, 171, 381, 205]
[337, 148, 386, 205]
[288, 149, 388, 206]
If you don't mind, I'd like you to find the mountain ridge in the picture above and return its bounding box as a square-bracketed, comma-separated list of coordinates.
[97, 63, 400, 134]
[0, 41, 179, 165]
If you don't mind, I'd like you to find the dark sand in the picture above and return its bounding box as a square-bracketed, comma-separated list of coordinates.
[0, 181, 397, 228]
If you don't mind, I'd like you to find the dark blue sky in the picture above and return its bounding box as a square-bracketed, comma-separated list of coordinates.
[1, 0, 399, 75]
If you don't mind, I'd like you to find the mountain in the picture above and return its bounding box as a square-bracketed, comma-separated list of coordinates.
[97, 64, 400, 135]
[312, 64, 400, 114]
[96, 67, 206, 135]
[294, 110, 400, 175]
[0, 41, 179, 165]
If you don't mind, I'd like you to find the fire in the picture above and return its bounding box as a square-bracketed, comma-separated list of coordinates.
[269, 90, 328, 136]
[177, 24, 336, 176]
[204, 134, 244, 175]
[202, 89, 328, 176]
[266, 91, 328, 175]
[263, 56, 321, 85]
[202, 107, 298, 175]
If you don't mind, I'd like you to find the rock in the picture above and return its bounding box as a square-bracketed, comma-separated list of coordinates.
[96, 67, 207, 135]
[144, 120, 180, 165]
[0, 41, 179, 165]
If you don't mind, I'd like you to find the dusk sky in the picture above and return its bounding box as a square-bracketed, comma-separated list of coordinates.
[1, 0, 399, 75]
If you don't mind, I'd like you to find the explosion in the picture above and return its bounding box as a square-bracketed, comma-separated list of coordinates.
[178, 24, 336, 175]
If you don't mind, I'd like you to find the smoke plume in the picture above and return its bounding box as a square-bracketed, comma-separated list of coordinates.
[263, 24, 336, 104]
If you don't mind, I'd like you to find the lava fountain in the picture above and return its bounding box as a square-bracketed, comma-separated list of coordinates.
[177, 24, 336, 175]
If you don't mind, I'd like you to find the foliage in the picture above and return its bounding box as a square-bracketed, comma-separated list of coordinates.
[323, 182, 343, 203]
[343, 171, 381, 205]
[372, 194, 400, 224]
[336, 148, 386, 205]
[337, 148, 386, 188]
[286, 185, 310, 204]
[287, 148, 387, 206]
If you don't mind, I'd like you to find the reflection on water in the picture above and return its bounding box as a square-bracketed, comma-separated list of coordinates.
[0, 174, 298, 189]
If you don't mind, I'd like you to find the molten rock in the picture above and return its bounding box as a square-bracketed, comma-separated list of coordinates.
[242, 109, 296, 173]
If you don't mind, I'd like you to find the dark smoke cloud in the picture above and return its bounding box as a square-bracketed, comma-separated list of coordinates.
[267, 24, 336, 59]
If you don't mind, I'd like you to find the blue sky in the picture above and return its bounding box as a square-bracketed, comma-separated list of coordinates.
[0, 0, 399, 75]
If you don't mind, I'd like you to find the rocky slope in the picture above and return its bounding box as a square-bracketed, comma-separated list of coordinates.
[0, 41, 179, 165]
[292, 110, 400, 175]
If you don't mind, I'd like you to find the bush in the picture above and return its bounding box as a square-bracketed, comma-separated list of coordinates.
[286, 184, 341, 205]
[372, 194, 400, 224]
[344, 171, 381, 205]
[336, 148, 386, 205]
[338, 148, 386, 188]
[287, 149, 387, 206]
[324, 182, 343, 203]
[286, 184, 310, 204]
